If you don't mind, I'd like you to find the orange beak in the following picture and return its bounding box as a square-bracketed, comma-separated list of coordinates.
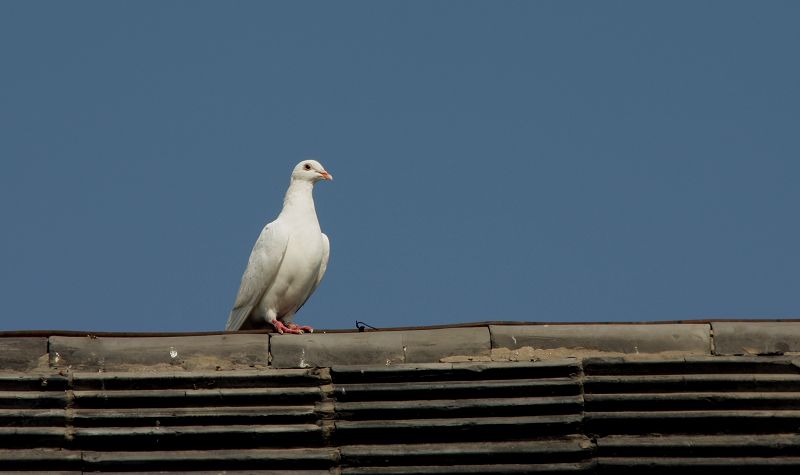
[319, 170, 333, 181]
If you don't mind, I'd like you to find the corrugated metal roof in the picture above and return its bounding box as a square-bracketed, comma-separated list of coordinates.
[4, 357, 800, 472]
[331, 361, 592, 473]
[0, 368, 334, 472]
[585, 356, 800, 474]
[2, 323, 800, 472]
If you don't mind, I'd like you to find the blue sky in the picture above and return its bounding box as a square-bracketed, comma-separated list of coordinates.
[1, 2, 798, 332]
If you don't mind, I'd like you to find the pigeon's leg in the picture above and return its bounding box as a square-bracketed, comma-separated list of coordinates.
[287, 322, 314, 334]
[271, 319, 306, 335]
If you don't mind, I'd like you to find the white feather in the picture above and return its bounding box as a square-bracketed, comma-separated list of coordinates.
[226, 160, 332, 331]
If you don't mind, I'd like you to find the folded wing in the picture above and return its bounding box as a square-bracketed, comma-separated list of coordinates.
[225, 222, 289, 331]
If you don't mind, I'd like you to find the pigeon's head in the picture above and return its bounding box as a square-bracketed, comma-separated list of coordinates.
[292, 160, 333, 183]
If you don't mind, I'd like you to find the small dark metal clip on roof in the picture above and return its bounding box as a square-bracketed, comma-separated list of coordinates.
[355, 320, 378, 332]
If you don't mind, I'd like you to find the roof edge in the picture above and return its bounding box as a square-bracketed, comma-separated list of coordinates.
[3, 318, 800, 338]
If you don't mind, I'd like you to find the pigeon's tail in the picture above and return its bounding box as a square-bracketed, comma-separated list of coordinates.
[225, 305, 253, 331]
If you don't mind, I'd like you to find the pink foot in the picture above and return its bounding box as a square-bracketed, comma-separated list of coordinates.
[288, 322, 314, 334]
[272, 320, 314, 334]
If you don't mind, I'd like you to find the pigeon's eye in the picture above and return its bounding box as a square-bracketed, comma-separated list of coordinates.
[303, 163, 312, 171]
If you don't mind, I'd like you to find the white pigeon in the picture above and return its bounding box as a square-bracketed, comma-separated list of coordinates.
[225, 160, 332, 333]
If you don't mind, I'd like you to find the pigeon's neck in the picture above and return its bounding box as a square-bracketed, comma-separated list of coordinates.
[280, 179, 317, 219]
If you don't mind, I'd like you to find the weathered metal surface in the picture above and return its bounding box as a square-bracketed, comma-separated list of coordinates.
[330, 359, 581, 382]
[71, 386, 324, 408]
[587, 356, 800, 472]
[582, 355, 800, 375]
[0, 447, 337, 472]
[0, 408, 65, 426]
[340, 438, 593, 465]
[0, 337, 48, 371]
[97, 472, 330, 475]
[336, 395, 584, 419]
[586, 391, 800, 411]
[490, 324, 711, 354]
[271, 331, 405, 368]
[0, 448, 82, 471]
[713, 322, 800, 355]
[70, 368, 328, 390]
[81, 448, 340, 471]
[73, 424, 325, 450]
[598, 434, 800, 456]
[0, 366, 334, 472]
[71, 406, 318, 426]
[4, 328, 800, 472]
[584, 373, 800, 393]
[340, 438, 596, 473]
[333, 377, 580, 402]
[0, 390, 67, 409]
[330, 359, 588, 470]
[597, 457, 800, 475]
[402, 327, 491, 363]
[335, 414, 583, 444]
[270, 327, 491, 368]
[0, 426, 66, 447]
[48, 334, 269, 370]
[588, 410, 800, 435]
[341, 464, 596, 474]
[0, 372, 69, 391]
